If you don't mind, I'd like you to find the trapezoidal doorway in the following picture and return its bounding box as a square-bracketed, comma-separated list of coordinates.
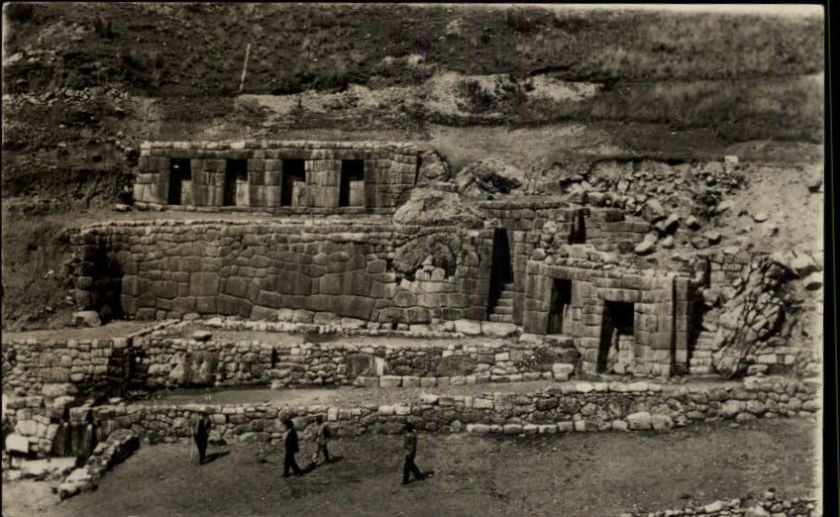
[597, 301, 635, 374]
[487, 228, 514, 322]
[223, 159, 249, 207]
[167, 159, 191, 205]
[547, 278, 572, 334]
[339, 160, 365, 207]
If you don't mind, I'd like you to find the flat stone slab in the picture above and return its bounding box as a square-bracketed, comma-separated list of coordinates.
[481, 322, 517, 338]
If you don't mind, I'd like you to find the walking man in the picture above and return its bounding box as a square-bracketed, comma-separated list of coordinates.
[311, 414, 331, 466]
[282, 418, 302, 477]
[401, 422, 423, 485]
[193, 411, 212, 465]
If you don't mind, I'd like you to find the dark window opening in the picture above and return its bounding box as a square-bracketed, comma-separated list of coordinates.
[339, 159, 365, 207]
[168, 159, 191, 205]
[547, 278, 572, 334]
[224, 159, 248, 207]
[597, 301, 635, 373]
[568, 208, 586, 244]
[281, 159, 306, 207]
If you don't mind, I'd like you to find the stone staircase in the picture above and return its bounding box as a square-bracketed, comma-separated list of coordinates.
[488, 283, 515, 323]
[688, 330, 719, 375]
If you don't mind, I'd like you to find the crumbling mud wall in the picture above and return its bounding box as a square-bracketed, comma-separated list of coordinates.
[134, 140, 419, 213]
[70, 220, 494, 324]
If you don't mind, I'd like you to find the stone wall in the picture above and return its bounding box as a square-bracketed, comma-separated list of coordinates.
[478, 199, 651, 325]
[69, 376, 819, 446]
[2, 334, 578, 397]
[70, 220, 494, 324]
[134, 140, 418, 213]
[522, 252, 694, 376]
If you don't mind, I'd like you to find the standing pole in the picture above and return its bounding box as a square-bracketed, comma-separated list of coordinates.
[239, 43, 251, 93]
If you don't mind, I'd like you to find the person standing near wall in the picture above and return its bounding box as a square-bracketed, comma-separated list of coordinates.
[311, 414, 331, 466]
[193, 411, 212, 465]
[401, 422, 424, 485]
[282, 418, 302, 477]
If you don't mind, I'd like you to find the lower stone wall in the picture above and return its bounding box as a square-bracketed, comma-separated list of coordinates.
[75, 376, 819, 446]
[2, 334, 579, 397]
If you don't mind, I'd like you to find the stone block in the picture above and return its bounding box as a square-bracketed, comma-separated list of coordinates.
[453, 319, 482, 336]
[651, 414, 673, 431]
[626, 411, 652, 430]
[481, 322, 517, 338]
[5, 434, 29, 454]
[379, 375, 402, 388]
[552, 363, 575, 381]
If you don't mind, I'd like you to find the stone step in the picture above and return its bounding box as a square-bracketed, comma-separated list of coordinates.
[489, 314, 513, 323]
[491, 305, 513, 316]
[497, 290, 515, 300]
[495, 298, 514, 307]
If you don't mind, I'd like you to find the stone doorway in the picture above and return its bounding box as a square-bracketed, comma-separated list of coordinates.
[487, 228, 514, 322]
[167, 159, 191, 205]
[547, 278, 572, 334]
[597, 301, 635, 373]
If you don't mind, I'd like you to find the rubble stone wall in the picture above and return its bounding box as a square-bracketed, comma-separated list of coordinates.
[2, 334, 577, 400]
[134, 140, 418, 213]
[70, 220, 494, 324]
[523, 257, 693, 376]
[76, 376, 820, 445]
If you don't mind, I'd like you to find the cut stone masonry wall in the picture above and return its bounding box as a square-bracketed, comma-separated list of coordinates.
[134, 140, 419, 213]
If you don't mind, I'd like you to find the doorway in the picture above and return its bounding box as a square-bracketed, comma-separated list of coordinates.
[547, 278, 572, 334]
[597, 301, 635, 373]
[168, 159, 191, 205]
[487, 228, 514, 315]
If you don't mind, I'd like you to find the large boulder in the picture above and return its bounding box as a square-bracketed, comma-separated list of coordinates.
[455, 158, 524, 198]
[393, 188, 483, 228]
[416, 150, 452, 186]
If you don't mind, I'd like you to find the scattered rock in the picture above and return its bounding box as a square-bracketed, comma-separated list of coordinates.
[642, 199, 666, 223]
[634, 233, 658, 255]
[751, 212, 768, 223]
[72, 311, 101, 328]
[805, 175, 822, 193]
[715, 200, 735, 214]
[703, 231, 722, 245]
[191, 330, 213, 342]
[802, 272, 822, 290]
[686, 215, 701, 230]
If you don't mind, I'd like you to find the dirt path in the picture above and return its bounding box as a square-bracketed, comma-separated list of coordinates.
[2, 419, 818, 517]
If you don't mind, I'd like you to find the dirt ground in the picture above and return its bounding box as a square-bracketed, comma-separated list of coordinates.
[2, 419, 818, 517]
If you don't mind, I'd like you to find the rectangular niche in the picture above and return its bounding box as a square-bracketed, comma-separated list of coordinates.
[339, 159, 365, 207]
[281, 159, 306, 207]
[224, 159, 249, 207]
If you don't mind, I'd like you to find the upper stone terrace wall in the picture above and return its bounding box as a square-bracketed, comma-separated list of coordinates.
[70, 220, 493, 324]
[134, 140, 419, 213]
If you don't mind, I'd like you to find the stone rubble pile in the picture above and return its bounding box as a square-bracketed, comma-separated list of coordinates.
[58, 429, 139, 500]
[621, 490, 819, 517]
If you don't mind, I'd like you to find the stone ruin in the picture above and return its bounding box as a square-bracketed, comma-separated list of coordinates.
[73, 139, 705, 377]
[2, 139, 820, 469]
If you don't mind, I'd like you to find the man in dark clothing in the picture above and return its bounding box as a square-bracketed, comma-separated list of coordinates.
[193, 411, 212, 465]
[402, 422, 423, 485]
[282, 418, 302, 477]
